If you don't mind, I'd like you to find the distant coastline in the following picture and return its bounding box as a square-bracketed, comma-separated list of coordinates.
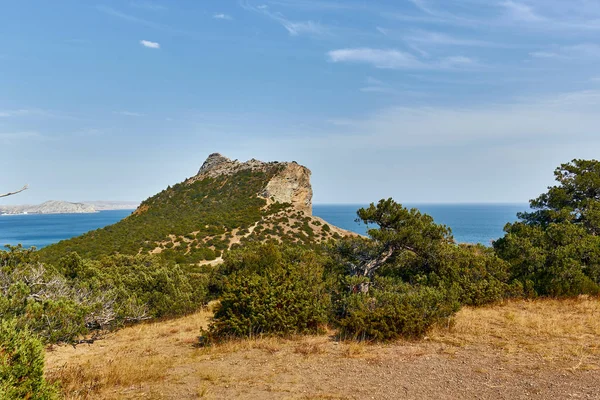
[0, 200, 139, 215]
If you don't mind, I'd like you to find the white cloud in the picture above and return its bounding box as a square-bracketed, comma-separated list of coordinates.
[117, 111, 145, 117]
[360, 86, 396, 94]
[530, 51, 560, 59]
[213, 13, 233, 20]
[328, 48, 425, 69]
[140, 40, 160, 49]
[500, 1, 546, 22]
[439, 56, 477, 68]
[327, 48, 479, 71]
[529, 44, 600, 60]
[258, 90, 600, 152]
[241, 2, 328, 37]
[405, 30, 501, 47]
[366, 76, 383, 85]
[130, 1, 167, 11]
[376, 26, 389, 36]
[0, 131, 44, 142]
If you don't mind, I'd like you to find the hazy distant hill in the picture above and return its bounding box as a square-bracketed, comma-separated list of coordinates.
[0, 200, 96, 215]
[82, 201, 140, 210]
[0, 200, 139, 215]
[40, 153, 355, 264]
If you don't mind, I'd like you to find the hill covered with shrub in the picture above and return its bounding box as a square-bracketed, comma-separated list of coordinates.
[39, 153, 354, 265]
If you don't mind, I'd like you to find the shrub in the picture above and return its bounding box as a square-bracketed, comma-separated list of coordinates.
[337, 278, 458, 341]
[203, 243, 330, 341]
[0, 319, 58, 399]
[494, 159, 600, 297]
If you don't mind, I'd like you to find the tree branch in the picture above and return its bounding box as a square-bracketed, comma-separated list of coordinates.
[0, 185, 29, 198]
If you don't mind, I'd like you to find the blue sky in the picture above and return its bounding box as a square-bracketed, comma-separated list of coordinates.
[1, 0, 599, 204]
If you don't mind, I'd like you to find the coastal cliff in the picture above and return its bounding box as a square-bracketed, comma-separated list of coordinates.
[192, 153, 313, 214]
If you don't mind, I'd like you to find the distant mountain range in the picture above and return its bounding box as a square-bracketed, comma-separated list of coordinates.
[0, 200, 139, 215]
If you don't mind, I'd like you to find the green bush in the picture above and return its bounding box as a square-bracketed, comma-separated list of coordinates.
[494, 159, 600, 297]
[0, 319, 58, 399]
[1, 247, 209, 344]
[203, 243, 330, 341]
[337, 278, 458, 341]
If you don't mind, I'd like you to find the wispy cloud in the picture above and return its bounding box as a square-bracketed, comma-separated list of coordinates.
[140, 40, 160, 49]
[500, 1, 546, 22]
[0, 109, 30, 118]
[529, 43, 600, 60]
[529, 51, 560, 59]
[404, 30, 503, 48]
[328, 48, 425, 69]
[213, 13, 233, 20]
[116, 111, 146, 117]
[97, 5, 194, 36]
[241, 2, 329, 37]
[360, 77, 397, 94]
[291, 90, 600, 150]
[0, 109, 71, 119]
[0, 131, 44, 142]
[327, 48, 479, 71]
[130, 1, 167, 11]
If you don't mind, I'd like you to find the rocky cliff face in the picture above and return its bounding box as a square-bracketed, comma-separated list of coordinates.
[194, 153, 313, 214]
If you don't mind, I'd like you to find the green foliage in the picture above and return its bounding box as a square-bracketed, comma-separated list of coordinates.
[39, 166, 286, 264]
[327, 199, 522, 341]
[337, 278, 459, 341]
[203, 243, 331, 341]
[517, 159, 600, 235]
[0, 319, 58, 400]
[334, 199, 514, 306]
[495, 159, 600, 297]
[1, 246, 208, 344]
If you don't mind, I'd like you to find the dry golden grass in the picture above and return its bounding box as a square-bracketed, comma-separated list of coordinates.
[45, 298, 600, 399]
[430, 296, 600, 368]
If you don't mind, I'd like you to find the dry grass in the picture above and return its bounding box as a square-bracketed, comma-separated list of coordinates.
[430, 296, 600, 367]
[46, 308, 213, 399]
[46, 298, 600, 399]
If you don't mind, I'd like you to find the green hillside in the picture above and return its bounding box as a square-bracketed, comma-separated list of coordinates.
[39, 163, 342, 265]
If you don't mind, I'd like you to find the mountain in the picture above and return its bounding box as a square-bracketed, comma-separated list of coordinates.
[0, 200, 96, 215]
[79, 201, 140, 211]
[39, 153, 354, 264]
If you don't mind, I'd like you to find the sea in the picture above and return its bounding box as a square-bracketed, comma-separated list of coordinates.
[0, 204, 529, 249]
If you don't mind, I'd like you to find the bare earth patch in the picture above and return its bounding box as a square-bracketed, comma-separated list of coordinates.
[46, 298, 600, 399]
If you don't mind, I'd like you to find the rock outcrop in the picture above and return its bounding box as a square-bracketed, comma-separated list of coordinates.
[194, 153, 313, 214]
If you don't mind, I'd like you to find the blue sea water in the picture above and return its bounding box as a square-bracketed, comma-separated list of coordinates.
[313, 204, 529, 246]
[0, 204, 529, 249]
[0, 210, 134, 249]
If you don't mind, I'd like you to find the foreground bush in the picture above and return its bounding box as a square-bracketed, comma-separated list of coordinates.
[337, 277, 459, 341]
[1, 246, 209, 344]
[203, 243, 330, 341]
[0, 319, 58, 400]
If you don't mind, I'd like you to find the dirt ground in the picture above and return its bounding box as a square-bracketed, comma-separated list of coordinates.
[46, 298, 600, 399]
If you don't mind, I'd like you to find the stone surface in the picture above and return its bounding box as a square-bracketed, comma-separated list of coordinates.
[193, 153, 313, 215]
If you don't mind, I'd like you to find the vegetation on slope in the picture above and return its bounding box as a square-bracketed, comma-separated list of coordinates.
[40, 166, 338, 265]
